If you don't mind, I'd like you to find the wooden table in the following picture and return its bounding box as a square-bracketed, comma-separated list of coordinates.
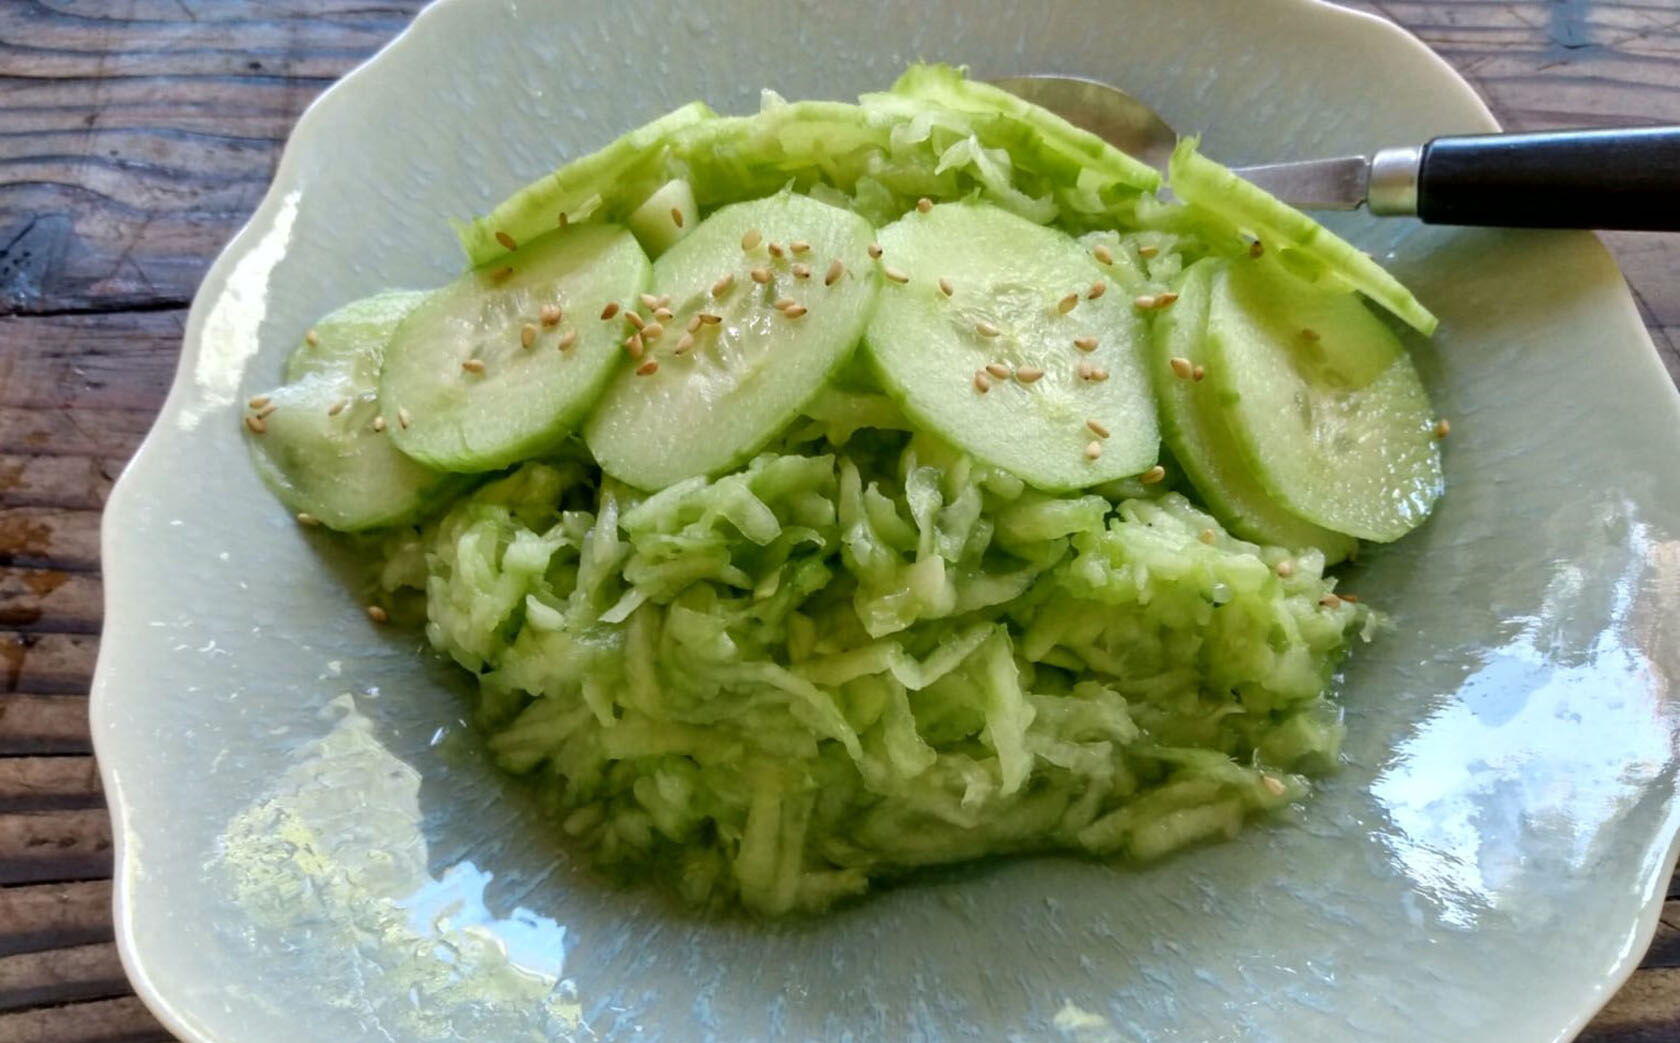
[2, 2, 1677, 1039]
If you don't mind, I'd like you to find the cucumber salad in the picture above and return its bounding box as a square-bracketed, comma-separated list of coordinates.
[243, 66, 1444, 915]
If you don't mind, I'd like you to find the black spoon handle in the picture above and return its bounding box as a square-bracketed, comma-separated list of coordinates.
[1392, 127, 1680, 231]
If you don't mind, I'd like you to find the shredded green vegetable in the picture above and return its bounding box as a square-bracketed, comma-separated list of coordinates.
[380, 417, 1369, 914]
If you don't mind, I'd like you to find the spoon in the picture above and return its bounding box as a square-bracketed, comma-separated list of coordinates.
[993, 74, 1680, 232]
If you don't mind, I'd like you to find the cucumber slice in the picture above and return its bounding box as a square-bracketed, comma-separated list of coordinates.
[381, 222, 651, 472]
[585, 192, 879, 490]
[456, 101, 716, 267]
[246, 292, 460, 531]
[1205, 254, 1442, 542]
[1150, 260, 1356, 563]
[1169, 138, 1438, 336]
[864, 200, 1158, 491]
[627, 178, 697, 257]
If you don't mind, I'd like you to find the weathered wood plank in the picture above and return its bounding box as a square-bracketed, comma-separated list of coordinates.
[0, 508, 102, 572]
[0, 880, 113, 957]
[0, 942, 129, 1012]
[0, 569, 102, 634]
[0, 757, 102, 812]
[0, 995, 170, 1043]
[0, 634, 100, 694]
[1579, 968, 1680, 1042]
[0, 311, 182, 414]
[0, 809, 113, 885]
[0, 456, 116, 511]
[0, 696, 91, 754]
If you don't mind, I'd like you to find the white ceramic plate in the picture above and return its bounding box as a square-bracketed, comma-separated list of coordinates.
[94, 1, 1680, 1040]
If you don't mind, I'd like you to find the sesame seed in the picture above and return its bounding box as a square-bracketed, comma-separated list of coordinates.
[825, 259, 845, 286]
[1138, 244, 1159, 259]
[883, 266, 909, 284]
[1084, 441, 1103, 460]
[1198, 528, 1216, 544]
[624, 333, 644, 359]
[1133, 294, 1158, 309]
[558, 211, 569, 229]
[1262, 775, 1286, 797]
[1192, 364, 1206, 382]
[653, 307, 674, 321]
[685, 314, 702, 333]
[973, 371, 991, 393]
[1434, 418, 1451, 439]
[675, 332, 695, 354]
[792, 263, 811, 279]
[1169, 356, 1194, 380]
[1082, 366, 1110, 382]
[867, 243, 883, 259]
[539, 304, 562, 327]
[1076, 361, 1093, 380]
[490, 266, 514, 283]
[1275, 560, 1295, 578]
[670, 206, 685, 228]
[1140, 464, 1166, 484]
[784, 304, 808, 319]
[1087, 281, 1107, 300]
[916, 197, 933, 213]
[1249, 239, 1265, 258]
[296, 512, 319, 526]
[327, 398, 349, 417]
[557, 330, 578, 351]
[601, 301, 620, 320]
[305, 329, 320, 347]
[699, 312, 723, 325]
[1015, 366, 1044, 384]
[371, 414, 387, 433]
[244, 414, 266, 434]
[986, 362, 1012, 379]
[520, 323, 537, 348]
[461, 358, 485, 374]
[636, 360, 660, 376]
[247, 394, 271, 410]
[398, 407, 411, 429]
[1057, 292, 1079, 314]
[1339, 592, 1361, 603]
[655, 294, 671, 308]
[642, 322, 664, 341]
[1073, 336, 1098, 352]
[1156, 292, 1181, 308]
[1319, 593, 1342, 608]
[639, 294, 660, 310]
[495, 230, 518, 251]
[1093, 244, 1114, 265]
[750, 267, 772, 284]
[976, 321, 1001, 338]
[255, 403, 277, 419]
[768, 241, 785, 258]
[1301, 327, 1320, 342]
[625, 312, 646, 331]
[929, 277, 950, 299]
[791, 240, 811, 254]
[366, 604, 389, 623]
[711, 273, 735, 298]
[1086, 418, 1110, 438]
[774, 296, 797, 311]
[741, 229, 762, 251]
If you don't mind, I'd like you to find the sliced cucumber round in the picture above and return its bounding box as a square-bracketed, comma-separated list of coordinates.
[1151, 260, 1356, 563]
[381, 222, 651, 473]
[585, 192, 879, 490]
[246, 292, 460, 531]
[864, 200, 1158, 491]
[1205, 254, 1442, 543]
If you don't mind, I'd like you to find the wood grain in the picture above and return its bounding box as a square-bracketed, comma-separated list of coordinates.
[0, 0, 1676, 1039]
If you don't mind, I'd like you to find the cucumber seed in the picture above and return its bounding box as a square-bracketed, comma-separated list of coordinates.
[1084, 441, 1103, 461]
[1140, 465, 1166, 484]
[539, 304, 562, 326]
[825, 260, 845, 286]
[1086, 418, 1110, 438]
[750, 267, 772, 284]
[976, 321, 1001, 338]
[636, 360, 660, 376]
[883, 266, 909, 284]
[741, 228, 763, 251]
[1015, 366, 1044, 384]
[1087, 281, 1107, 300]
[1074, 336, 1099, 352]
[461, 358, 486, 374]
[600, 301, 621, 320]
[1092, 244, 1114, 265]
[1057, 292, 1079, 313]
[520, 323, 538, 348]
[495, 230, 518, 251]
[1169, 356, 1194, 380]
[938, 277, 954, 297]
[557, 330, 578, 351]
[986, 362, 1012, 380]
[711, 273, 735, 298]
